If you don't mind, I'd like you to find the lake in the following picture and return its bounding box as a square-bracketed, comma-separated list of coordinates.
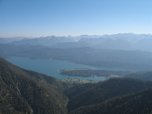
[7, 57, 106, 81]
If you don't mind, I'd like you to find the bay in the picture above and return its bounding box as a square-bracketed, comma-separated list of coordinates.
[7, 57, 106, 81]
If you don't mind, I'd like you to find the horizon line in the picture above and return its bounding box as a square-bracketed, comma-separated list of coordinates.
[1, 33, 152, 39]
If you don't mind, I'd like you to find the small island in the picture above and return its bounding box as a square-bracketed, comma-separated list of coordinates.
[60, 69, 130, 78]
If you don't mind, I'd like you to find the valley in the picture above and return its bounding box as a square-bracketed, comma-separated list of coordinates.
[6, 56, 107, 81]
[1, 58, 152, 114]
[1, 0, 152, 113]
[1, 34, 152, 114]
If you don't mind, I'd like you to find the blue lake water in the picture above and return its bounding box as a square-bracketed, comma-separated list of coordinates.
[7, 57, 106, 81]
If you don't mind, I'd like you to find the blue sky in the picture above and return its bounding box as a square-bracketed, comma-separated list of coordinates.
[0, 0, 152, 37]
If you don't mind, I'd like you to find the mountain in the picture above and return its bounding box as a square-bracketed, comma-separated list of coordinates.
[11, 36, 79, 47]
[126, 71, 152, 81]
[1, 44, 152, 70]
[77, 33, 152, 52]
[0, 38, 23, 44]
[70, 89, 152, 114]
[25, 33, 152, 51]
[3, 34, 152, 51]
[2, 34, 152, 71]
[0, 58, 68, 114]
[66, 78, 152, 111]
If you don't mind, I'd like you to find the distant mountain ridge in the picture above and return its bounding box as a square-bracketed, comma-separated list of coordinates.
[1, 45, 152, 71]
[2, 33, 152, 51]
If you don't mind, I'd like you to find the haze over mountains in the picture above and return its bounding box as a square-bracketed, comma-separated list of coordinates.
[1, 33, 152, 52]
[1, 33, 152, 71]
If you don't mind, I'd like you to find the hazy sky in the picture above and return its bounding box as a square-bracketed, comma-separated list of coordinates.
[0, 0, 152, 37]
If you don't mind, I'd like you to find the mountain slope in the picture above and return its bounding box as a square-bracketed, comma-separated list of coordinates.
[70, 89, 152, 114]
[126, 71, 152, 81]
[0, 58, 68, 114]
[66, 78, 152, 111]
[1, 57, 152, 114]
